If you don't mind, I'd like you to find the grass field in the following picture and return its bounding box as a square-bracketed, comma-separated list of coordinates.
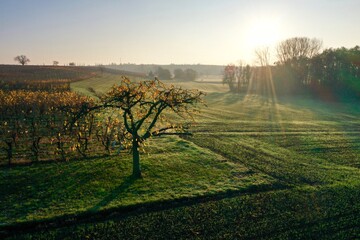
[1, 73, 360, 239]
[1, 136, 275, 224]
[70, 73, 228, 96]
[70, 73, 147, 96]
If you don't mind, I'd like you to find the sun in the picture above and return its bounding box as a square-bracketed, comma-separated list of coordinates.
[244, 17, 282, 49]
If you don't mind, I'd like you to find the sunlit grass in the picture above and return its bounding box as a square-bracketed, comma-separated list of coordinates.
[71, 73, 146, 96]
[0, 136, 275, 224]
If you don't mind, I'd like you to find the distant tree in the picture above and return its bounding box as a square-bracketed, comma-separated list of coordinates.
[184, 69, 198, 81]
[223, 62, 252, 93]
[234, 62, 252, 92]
[276, 37, 323, 92]
[89, 77, 204, 178]
[254, 47, 274, 97]
[255, 47, 271, 67]
[173, 68, 185, 80]
[69, 62, 76, 66]
[244, 64, 252, 88]
[174, 68, 197, 81]
[156, 67, 172, 80]
[14, 55, 30, 65]
[53, 61, 59, 66]
[223, 64, 237, 92]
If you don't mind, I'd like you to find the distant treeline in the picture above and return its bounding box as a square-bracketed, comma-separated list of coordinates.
[146, 67, 198, 81]
[106, 65, 199, 81]
[223, 38, 360, 100]
[274, 45, 360, 98]
[105, 64, 224, 76]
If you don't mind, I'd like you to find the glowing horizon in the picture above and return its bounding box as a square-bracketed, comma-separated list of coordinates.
[0, 0, 359, 66]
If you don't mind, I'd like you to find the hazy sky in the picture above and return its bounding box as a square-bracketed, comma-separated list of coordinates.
[1, 0, 359, 65]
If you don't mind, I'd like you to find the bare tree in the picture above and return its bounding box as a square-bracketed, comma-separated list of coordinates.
[223, 64, 237, 92]
[14, 55, 30, 65]
[255, 47, 270, 67]
[276, 37, 322, 90]
[100, 77, 204, 178]
[235, 61, 251, 92]
[276, 37, 322, 64]
[254, 47, 275, 98]
[224, 62, 252, 93]
[235, 61, 244, 92]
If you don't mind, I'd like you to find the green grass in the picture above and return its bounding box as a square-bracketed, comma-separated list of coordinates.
[13, 187, 360, 239]
[70, 73, 146, 96]
[2, 76, 360, 239]
[0, 136, 274, 225]
[70, 74, 228, 96]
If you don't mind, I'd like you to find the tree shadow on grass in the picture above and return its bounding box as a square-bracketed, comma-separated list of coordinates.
[89, 175, 136, 212]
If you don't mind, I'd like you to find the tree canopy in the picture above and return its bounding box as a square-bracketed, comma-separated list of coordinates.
[276, 37, 322, 64]
[156, 67, 172, 80]
[174, 68, 198, 81]
[98, 77, 204, 178]
[14, 55, 30, 65]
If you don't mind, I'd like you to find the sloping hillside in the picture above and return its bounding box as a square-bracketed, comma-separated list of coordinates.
[0, 65, 144, 83]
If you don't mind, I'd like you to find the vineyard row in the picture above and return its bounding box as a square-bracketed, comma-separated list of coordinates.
[0, 90, 129, 165]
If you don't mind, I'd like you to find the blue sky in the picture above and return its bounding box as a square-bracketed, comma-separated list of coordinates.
[1, 0, 359, 65]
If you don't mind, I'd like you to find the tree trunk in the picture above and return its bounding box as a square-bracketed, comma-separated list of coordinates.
[132, 138, 141, 178]
[5, 140, 13, 166]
